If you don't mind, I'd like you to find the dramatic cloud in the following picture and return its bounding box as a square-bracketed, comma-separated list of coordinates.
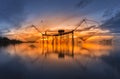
[0, 0, 27, 28]
[0, 0, 79, 29]
[0, 0, 120, 34]
[102, 8, 114, 18]
[76, 0, 93, 9]
[102, 11, 120, 33]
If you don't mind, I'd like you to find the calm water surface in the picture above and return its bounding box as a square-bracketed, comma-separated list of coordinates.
[0, 40, 120, 79]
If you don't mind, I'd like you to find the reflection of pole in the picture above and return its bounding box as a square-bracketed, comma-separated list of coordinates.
[72, 32, 74, 46]
[52, 36, 54, 45]
[72, 40, 74, 58]
[42, 38, 44, 55]
[72, 32, 74, 58]
[46, 38, 48, 57]
[47, 36, 48, 45]
[42, 36, 44, 44]
[67, 34, 69, 44]
[55, 36, 58, 53]
[55, 36, 58, 45]
[67, 34, 70, 53]
[51, 36, 55, 53]
[60, 35, 62, 45]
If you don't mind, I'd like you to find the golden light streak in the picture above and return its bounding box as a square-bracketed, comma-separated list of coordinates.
[5, 42, 113, 61]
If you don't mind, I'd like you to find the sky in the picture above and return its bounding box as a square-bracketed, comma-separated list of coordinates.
[0, 0, 120, 33]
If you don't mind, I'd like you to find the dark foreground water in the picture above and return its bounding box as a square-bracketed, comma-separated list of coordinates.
[0, 40, 120, 79]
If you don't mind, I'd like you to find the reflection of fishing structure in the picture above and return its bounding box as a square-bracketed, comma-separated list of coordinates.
[41, 41, 74, 58]
[35, 42, 112, 60]
[8, 41, 113, 72]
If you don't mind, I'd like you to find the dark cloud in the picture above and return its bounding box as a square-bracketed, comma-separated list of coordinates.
[102, 11, 120, 33]
[0, 0, 120, 33]
[0, 0, 78, 29]
[102, 8, 114, 18]
[0, 0, 27, 27]
[76, 0, 93, 9]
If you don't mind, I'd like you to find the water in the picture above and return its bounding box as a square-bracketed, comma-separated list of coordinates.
[0, 40, 120, 79]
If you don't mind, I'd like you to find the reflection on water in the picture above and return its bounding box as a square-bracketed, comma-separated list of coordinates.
[0, 40, 120, 79]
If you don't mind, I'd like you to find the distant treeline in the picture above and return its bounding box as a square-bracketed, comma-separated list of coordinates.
[0, 37, 23, 47]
